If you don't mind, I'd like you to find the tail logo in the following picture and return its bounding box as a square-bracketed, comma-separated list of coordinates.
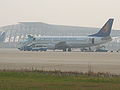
[102, 23, 109, 33]
[89, 18, 114, 37]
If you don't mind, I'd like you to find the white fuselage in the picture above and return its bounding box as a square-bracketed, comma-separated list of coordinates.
[21, 36, 112, 49]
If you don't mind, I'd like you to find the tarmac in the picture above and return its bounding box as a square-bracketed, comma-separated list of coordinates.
[0, 48, 120, 74]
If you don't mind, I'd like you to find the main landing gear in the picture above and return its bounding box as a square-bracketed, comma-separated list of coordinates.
[63, 48, 71, 52]
[63, 48, 66, 52]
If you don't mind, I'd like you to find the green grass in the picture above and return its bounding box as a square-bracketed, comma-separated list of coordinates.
[0, 71, 120, 90]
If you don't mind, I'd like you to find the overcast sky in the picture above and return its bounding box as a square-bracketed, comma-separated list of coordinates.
[0, 0, 120, 30]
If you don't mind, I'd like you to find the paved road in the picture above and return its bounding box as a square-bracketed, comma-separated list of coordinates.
[0, 49, 120, 74]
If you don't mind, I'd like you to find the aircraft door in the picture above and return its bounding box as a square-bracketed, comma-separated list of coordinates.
[92, 38, 94, 44]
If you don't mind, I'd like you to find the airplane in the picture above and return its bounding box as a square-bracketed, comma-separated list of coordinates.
[18, 18, 114, 52]
[0, 31, 6, 42]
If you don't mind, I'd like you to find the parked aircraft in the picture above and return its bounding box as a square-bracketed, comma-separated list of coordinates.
[0, 31, 6, 42]
[18, 19, 114, 52]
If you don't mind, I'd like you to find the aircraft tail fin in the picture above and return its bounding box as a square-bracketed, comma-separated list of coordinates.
[27, 35, 36, 41]
[0, 31, 6, 42]
[89, 19, 114, 37]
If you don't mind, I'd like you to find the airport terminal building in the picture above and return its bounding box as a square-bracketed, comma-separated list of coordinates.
[0, 22, 120, 51]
